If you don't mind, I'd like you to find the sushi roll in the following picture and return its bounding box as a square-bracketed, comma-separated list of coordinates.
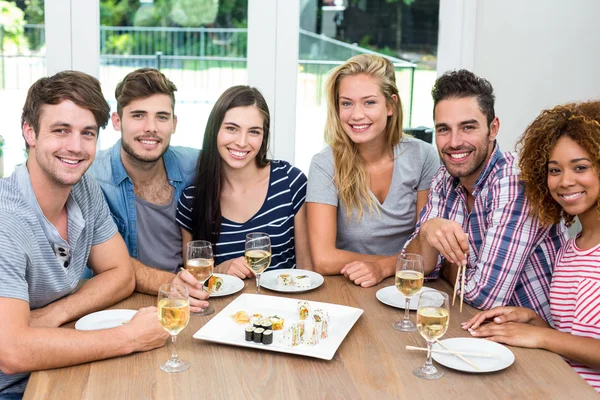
[262, 329, 273, 345]
[298, 320, 305, 337]
[245, 326, 255, 342]
[297, 301, 311, 321]
[302, 320, 319, 346]
[251, 314, 264, 328]
[294, 275, 311, 288]
[253, 328, 265, 343]
[277, 274, 292, 286]
[261, 320, 273, 331]
[270, 315, 284, 330]
[205, 275, 224, 293]
[281, 324, 300, 346]
[314, 309, 330, 339]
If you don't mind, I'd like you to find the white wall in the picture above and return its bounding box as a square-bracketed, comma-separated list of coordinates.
[470, 0, 600, 152]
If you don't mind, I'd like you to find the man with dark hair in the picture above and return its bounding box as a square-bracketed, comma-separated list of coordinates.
[88, 68, 208, 312]
[0, 71, 168, 398]
[404, 69, 568, 321]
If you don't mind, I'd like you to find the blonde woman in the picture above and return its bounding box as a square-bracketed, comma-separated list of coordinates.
[306, 54, 439, 287]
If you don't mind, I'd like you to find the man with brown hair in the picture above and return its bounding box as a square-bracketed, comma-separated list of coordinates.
[89, 68, 208, 312]
[0, 71, 168, 398]
[404, 70, 567, 321]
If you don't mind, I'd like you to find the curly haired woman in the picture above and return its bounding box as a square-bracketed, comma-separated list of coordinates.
[463, 101, 600, 392]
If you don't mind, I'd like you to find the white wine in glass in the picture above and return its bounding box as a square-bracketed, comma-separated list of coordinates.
[245, 249, 271, 275]
[392, 253, 424, 332]
[158, 283, 190, 373]
[185, 257, 214, 283]
[185, 240, 215, 316]
[245, 233, 271, 294]
[414, 291, 450, 380]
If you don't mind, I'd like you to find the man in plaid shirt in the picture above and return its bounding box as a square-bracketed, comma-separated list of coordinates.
[404, 70, 567, 322]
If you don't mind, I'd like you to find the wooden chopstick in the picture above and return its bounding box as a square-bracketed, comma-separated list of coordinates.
[405, 345, 496, 358]
[435, 340, 481, 370]
[458, 234, 469, 312]
[452, 268, 460, 306]
[460, 264, 466, 313]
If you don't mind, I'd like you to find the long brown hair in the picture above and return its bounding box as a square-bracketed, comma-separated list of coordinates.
[191, 86, 270, 243]
[324, 54, 403, 221]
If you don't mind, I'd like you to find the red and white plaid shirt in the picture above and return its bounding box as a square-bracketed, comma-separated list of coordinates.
[405, 144, 568, 322]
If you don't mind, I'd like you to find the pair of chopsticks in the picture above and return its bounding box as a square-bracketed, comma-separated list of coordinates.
[405, 345, 495, 359]
[452, 234, 469, 312]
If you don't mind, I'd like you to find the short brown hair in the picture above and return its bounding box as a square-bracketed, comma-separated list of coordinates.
[432, 70, 496, 126]
[517, 101, 600, 227]
[115, 68, 177, 117]
[21, 70, 110, 149]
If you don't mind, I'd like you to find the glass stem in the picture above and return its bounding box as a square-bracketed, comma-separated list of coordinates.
[425, 340, 433, 367]
[403, 298, 411, 321]
[170, 335, 179, 361]
[256, 274, 261, 294]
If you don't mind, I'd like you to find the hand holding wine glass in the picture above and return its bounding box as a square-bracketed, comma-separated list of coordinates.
[392, 253, 424, 332]
[185, 240, 215, 316]
[158, 283, 191, 373]
[245, 232, 271, 294]
[413, 291, 450, 380]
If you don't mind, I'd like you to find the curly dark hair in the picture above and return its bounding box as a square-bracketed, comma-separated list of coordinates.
[432, 69, 495, 126]
[517, 101, 600, 227]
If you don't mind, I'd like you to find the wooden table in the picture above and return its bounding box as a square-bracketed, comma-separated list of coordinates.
[24, 276, 597, 399]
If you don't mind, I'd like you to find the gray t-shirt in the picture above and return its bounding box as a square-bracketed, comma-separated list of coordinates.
[306, 136, 439, 255]
[0, 164, 117, 395]
[135, 192, 183, 273]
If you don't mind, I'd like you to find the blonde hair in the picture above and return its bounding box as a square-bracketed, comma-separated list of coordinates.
[324, 54, 403, 221]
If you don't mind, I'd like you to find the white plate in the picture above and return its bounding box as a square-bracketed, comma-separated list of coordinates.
[75, 309, 137, 331]
[432, 338, 515, 373]
[193, 293, 363, 360]
[375, 286, 438, 310]
[207, 273, 245, 297]
[259, 269, 324, 293]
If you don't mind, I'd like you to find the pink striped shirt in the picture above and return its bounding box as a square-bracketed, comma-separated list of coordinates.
[550, 237, 600, 392]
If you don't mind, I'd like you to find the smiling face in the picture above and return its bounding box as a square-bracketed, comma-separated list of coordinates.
[216, 105, 265, 171]
[23, 100, 98, 187]
[114, 94, 177, 164]
[434, 96, 499, 188]
[337, 73, 395, 147]
[547, 135, 600, 221]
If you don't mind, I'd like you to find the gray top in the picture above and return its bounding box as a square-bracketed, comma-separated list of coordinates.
[0, 164, 117, 395]
[306, 136, 439, 256]
[136, 192, 183, 273]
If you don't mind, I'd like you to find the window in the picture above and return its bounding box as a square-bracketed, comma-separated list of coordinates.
[295, 0, 439, 173]
[97, 0, 249, 150]
[0, 1, 45, 176]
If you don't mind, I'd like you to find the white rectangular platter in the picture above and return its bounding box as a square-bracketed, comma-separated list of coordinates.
[193, 293, 363, 360]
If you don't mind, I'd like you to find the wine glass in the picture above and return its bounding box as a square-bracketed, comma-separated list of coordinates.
[392, 253, 424, 332]
[185, 240, 215, 316]
[413, 291, 450, 380]
[245, 232, 271, 294]
[158, 283, 191, 373]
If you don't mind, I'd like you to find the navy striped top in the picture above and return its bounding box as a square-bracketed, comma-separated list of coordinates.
[176, 160, 307, 270]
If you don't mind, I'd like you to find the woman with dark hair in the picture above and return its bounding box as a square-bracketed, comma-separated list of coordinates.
[176, 86, 312, 278]
[463, 101, 600, 392]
